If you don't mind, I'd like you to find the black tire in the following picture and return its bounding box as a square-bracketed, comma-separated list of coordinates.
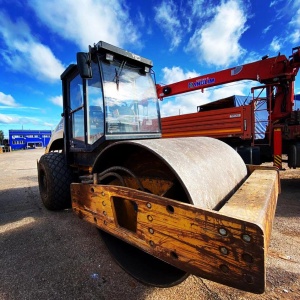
[38, 152, 74, 210]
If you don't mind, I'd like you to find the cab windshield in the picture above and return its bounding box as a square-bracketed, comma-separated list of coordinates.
[100, 59, 160, 135]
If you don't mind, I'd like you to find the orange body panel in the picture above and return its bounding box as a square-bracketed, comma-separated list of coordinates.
[162, 105, 253, 139]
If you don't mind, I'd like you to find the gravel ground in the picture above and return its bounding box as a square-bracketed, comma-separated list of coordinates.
[0, 149, 299, 300]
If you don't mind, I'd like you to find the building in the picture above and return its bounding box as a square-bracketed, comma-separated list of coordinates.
[9, 129, 51, 150]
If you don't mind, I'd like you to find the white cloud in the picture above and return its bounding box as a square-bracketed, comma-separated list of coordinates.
[0, 92, 19, 107]
[160, 80, 253, 117]
[159, 65, 254, 117]
[29, 44, 65, 81]
[160, 80, 254, 117]
[50, 95, 63, 107]
[262, 25, 272, 35]
[270, 0, 279, 7]
[187, 0, 208, 17]
[161, 66, 200, 84]
[0, 11, 65, 82]
[153, 0, 217, 49]
[270, 36, 281, 52]
[0, 112, 56, 130]
[154, 0, 182, 50]
[289, 7, 300, 43]
[160, 90, 212, 117]
[186, 0, 216, 21]
[269, 0, 300, 45]
[137, 11, 146, 28]
[242, 51, 263, 64]
[0, 114, 18, 124]
[29, 0, 140, 49]
[0, 113, 36, 125]
[153, 0, 217, 50]
[159, 66, 203, 116]
[44, 122, 54, 127]
[210, 81, 252, 100]
[186, 0, 248, 67]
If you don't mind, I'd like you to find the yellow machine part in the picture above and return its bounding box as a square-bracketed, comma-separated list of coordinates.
[71, 137, 279, 293]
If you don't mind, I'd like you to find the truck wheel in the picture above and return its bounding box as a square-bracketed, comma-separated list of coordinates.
[38, 152, 73, 210]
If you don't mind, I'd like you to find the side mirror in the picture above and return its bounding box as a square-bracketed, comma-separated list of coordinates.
[76, 52, 92, 78]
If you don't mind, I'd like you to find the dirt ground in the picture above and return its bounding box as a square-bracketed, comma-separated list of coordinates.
[0, 149, 299, 300]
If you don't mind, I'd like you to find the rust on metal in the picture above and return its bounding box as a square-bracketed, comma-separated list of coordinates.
[71, 167, 279, 294]
[219, 169, 279, 250]
[246, 165, 281, 193]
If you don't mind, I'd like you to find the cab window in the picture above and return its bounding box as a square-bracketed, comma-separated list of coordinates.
[87, 63, 104, 144]
[70, 74, 84, 141]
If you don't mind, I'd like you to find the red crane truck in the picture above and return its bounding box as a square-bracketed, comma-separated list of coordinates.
[158, 47, 300, 169]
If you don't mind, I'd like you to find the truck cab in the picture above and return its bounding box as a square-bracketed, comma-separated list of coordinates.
[58, 42, 161, 162]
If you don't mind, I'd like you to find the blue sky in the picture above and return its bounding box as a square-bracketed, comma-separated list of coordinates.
[0, 0, 299, 138]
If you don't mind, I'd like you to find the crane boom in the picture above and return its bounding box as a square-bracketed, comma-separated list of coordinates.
[159, 47, 300, 169]
[157, 49, 300, 99]
[157, 48, 300, 123]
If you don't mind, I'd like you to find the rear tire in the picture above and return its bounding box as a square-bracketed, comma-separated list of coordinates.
[38, 152, 73, 210]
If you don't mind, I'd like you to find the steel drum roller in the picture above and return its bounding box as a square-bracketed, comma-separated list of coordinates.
[92, 137, 248, 286]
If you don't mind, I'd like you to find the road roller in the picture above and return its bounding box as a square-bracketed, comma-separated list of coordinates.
[37, 41, 279, 294]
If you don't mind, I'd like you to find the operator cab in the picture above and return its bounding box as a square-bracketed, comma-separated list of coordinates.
[61, 41, 161, 152]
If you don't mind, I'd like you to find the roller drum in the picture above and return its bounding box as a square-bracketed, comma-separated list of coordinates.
[92, 137, 247, 287]
[127, 137, 247, 209]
